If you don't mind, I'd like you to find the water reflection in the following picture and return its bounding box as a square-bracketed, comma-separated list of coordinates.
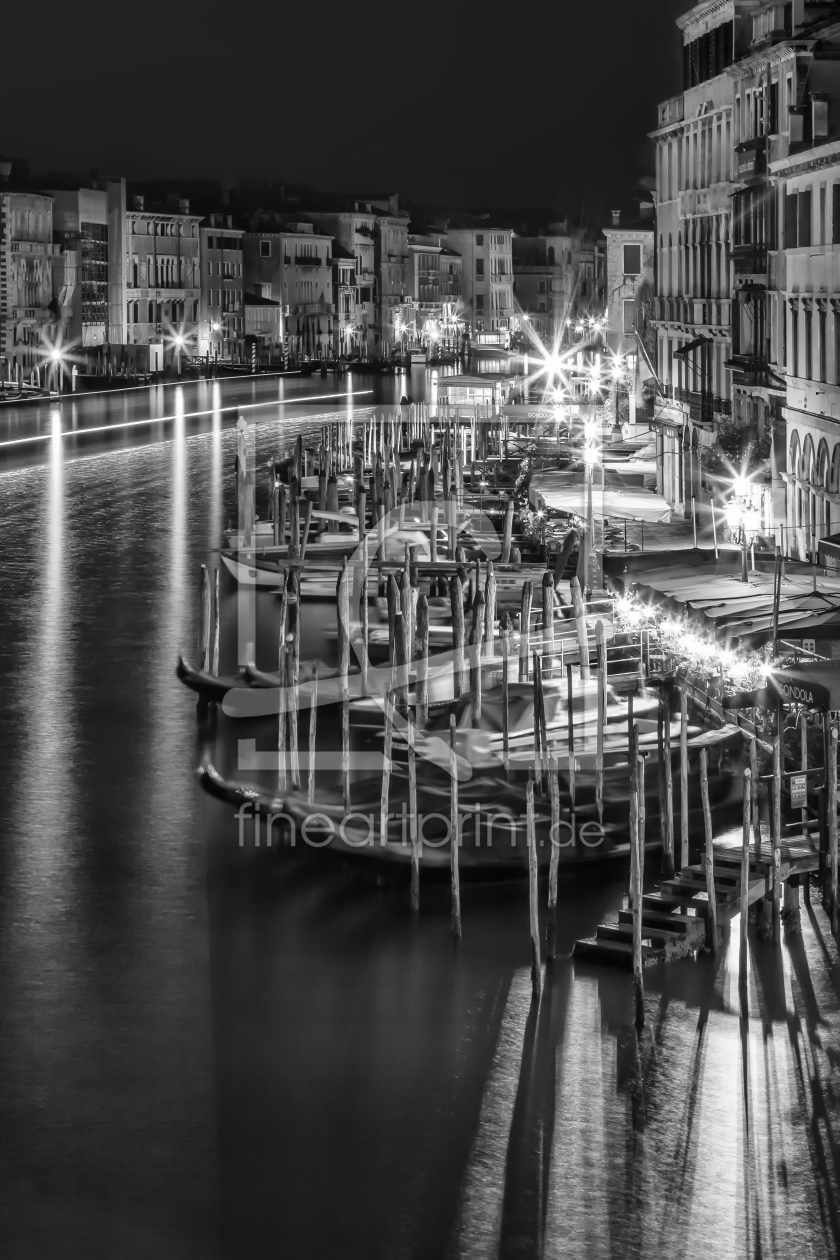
[0, 376, 838, 1256]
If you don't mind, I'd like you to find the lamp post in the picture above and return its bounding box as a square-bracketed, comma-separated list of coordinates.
[725, 480, 762, 583]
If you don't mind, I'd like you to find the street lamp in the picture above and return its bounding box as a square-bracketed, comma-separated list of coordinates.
[725, 484, 763, 582]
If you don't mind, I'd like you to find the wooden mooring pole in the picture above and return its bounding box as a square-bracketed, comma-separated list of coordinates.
[519, 581, 532, 682]
[408, 709, 419, 911]
[547, 755, 561, 959]
[526, 779, 542, 1000]
[680, 687, 689, 869]
[450, 714, 461, 938]
[700, 748, 718, 954]
[632, 754, 644, 1028]
[740, 766, 751, 988]
[830, 725, 838, 936]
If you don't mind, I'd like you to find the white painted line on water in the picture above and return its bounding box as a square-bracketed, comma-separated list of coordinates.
[0, 390, 373, 449]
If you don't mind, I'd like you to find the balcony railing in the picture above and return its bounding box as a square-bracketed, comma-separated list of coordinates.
[657, 94, 684, 128]
[652, 296, 732, 326]
[732, 244, 767, 276]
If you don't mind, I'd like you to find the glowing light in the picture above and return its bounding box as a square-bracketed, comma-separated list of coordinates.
[49, 347, 63, 362]
[583, 443, 599, 468]
[731, 474, 752, 500]
[724, 500, 742, 533]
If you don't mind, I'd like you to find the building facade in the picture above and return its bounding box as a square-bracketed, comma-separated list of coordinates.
[650, 0, 749, 516]
[602, 224, 656, 358]
[445, 224, 515, 342]
[107, 180, 201, 369]
[728, 6, 840, 556]
[199, 215, 244, 360]
[0, 169, 61, 377]
[242, 220, 333, 361]
[307, 206, 377, 356]
[50, 187, 109, 358]
[375, 205, 410, 355]
[403, 232, 463, 353]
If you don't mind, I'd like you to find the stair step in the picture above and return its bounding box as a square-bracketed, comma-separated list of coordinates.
[643, 891, 712, 915]
[660, 879, 739, 904]
[596, 922, 688, 946]
[573, 937, 661, 969]
[681, 865, 743, 883]
[617, 908, 700, 934]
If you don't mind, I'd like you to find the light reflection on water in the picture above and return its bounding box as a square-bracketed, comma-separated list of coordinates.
[0, 379, 837, 1257]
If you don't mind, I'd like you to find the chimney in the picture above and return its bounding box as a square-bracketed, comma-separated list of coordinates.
[133, 194, 145, 211]
[179, 198, 190, 215]
[611, 210, 621, 227]
[0, 161, 13, 184]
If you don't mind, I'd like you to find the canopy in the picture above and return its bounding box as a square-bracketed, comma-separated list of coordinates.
[530, 473, 671, 523]
[765, 660, 840, 710]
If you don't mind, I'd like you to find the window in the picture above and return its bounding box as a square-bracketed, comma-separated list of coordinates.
[538, 280, 546, 293]
[475, 295, 484, 311]
[260, 240, 271, 257]
[785, 190, 813, 247]
[538, 301, 546, 312]
[623, 299, 636, 334]
[805, 308, 812, 379]
[834, 185, 840, 244]
[820, 309, 827, 382]
[623, 244, 642, 275]
[769, 81, 779, 135]
[476, 259, 484, 277]
[821, 184, 827, 244]
[799, 190, 812, 247]
[791, 306, 799, 377]
[475, 234, 484, 246]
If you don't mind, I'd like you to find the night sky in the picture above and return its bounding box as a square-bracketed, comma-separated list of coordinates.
[4, 0, 686, 217]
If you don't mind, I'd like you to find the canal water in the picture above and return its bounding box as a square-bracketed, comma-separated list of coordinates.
[0, 371, 838, 1258]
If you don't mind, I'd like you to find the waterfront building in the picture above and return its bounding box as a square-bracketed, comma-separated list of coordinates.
[199, 214, 244, 361]
[50, 187, 109, 361]
[403, 231, 463, 356]
[374, 202, 410, 356]
[444, 221, 515, 344]
[243, 287, 283, 364]
[107, 179, 201, 370]
[306, 203, 379, 357]
[0, 164, 61, 377]
[650, 1, 749, 517]
[728, 5, 840, 557]
[330, 242, 358, 357]
[242, 218, 333, 361]
[513, 224, 608, 353]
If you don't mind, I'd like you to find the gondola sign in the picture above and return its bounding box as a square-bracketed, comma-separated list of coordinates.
[790, 774, 807, 807]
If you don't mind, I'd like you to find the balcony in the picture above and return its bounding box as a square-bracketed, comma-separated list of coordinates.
[732, 244, 767, 276]
[657, 94, 684, 128]
[652, 296, 731, 327]
[725, 353, 775, 389]
[294, 255, 322, 267]
[735, 138, 767, 181]
[751, 3, 790, 45]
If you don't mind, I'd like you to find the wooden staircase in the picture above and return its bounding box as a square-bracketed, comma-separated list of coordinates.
[572, 843, 809, 969]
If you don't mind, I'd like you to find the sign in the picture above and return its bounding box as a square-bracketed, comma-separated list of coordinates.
[790, 774, 807, 808]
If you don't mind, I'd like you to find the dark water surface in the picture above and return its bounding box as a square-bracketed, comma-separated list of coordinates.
[1, 374, 839, 1258]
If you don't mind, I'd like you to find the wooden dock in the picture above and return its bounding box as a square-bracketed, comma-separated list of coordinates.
[573, 831, 820, 968]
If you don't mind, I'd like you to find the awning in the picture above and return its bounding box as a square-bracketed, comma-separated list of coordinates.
[765, 659, 840, 710]
[674, 335, 710, 358]
[529, 473, 671, 522]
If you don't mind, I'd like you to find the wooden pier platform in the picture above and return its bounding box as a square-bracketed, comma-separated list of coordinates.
[573, 831, 820, 968]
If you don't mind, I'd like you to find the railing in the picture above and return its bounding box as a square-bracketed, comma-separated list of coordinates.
[652, 296, 731, 326]
[732, 244, 767, 275]
[657, 94, 684, 127]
